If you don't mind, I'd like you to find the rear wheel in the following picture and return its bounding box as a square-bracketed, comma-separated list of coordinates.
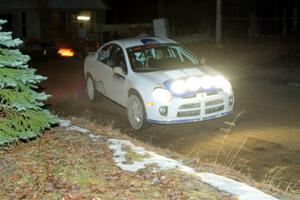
[86, 76, 99, 101]
[127, 94, 149, 130]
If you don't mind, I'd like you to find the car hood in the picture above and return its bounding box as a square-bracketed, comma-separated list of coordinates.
[137, 66, 220, 85]
[136, 66, 222, 97]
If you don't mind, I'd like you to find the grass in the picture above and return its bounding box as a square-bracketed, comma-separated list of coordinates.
[74, 116, 299, 199]
[215, 107, 247, 163]
[209, 109, 299, 199]
[263, 166, 299, 196]
[0, 124, 236, 199]
[0, 115, 298, 199]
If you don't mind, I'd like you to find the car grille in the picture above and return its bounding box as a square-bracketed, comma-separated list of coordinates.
[177, 110, 201, 117]
[205, 99, 223, 107]
[181, 94, 196, 99]
[205, 105, 224, 114]
[179, 103, 201, 109]
[206, 91, 218, 96]
[176, 97, 225, 118]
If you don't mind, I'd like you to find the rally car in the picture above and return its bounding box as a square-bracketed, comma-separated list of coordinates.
[84, 37, 234, 130]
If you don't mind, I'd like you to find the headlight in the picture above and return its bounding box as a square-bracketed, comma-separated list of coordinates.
[186, 77, 201, 91]
[200, 75, 214, 89]
[213, 75, 232, 93]
[170, 80, 186, 94]
[152, 88, 173, 103]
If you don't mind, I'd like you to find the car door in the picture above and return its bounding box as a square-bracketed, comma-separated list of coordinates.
[107, 45, 128, 106]
[93, 44, 114, 96]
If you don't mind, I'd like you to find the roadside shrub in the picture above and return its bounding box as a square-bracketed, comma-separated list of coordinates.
[0, 19, 57, 145]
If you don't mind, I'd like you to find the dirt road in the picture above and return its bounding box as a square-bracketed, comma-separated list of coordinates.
[35, 58, 300, 189]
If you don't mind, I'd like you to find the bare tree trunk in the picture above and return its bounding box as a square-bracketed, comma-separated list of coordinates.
[216, 0, 222, 45]
[293, 3, 298, 32]
[158, 0, 166, 18]
[249, 6, 259, 38]
[283, 8, 287, 36]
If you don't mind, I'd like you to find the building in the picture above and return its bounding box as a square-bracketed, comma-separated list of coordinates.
[0, 0, 108, 50]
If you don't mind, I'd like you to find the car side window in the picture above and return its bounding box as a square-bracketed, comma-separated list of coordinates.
[97, 44, 113, 64]
[110, 45, 128, 74]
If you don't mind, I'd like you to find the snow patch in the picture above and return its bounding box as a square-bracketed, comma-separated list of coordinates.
[66, 125, 90, 134]
[198, 173, 278, 200]
[58, 119, 72, 127]
[89, 133, 102, 142]
[58, 119, 89, 133]
[108, 139, 194, 173]
[108, 139, 278, 200]
[58, 119, 101, 141]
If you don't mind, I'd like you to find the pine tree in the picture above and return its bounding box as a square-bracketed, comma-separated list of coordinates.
[0, 19, 57, 145]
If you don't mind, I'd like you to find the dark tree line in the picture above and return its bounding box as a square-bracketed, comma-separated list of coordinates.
[106, 0, 299, 38]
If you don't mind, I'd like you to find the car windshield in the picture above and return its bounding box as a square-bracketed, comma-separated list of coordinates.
[127, 43, 202, 72]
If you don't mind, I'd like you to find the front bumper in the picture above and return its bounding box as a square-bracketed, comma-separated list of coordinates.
[146, 91, 234, 124]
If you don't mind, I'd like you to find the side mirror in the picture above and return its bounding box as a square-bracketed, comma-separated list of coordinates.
[113, 66, 124, 76]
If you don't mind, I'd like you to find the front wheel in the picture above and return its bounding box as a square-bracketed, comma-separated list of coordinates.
[127, 94, 149, 130]
[86, 76, 99, 101]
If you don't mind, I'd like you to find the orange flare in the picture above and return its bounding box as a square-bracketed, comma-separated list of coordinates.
[58, 48, 75, 57]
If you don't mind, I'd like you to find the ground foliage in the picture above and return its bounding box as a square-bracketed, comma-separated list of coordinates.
[0, 127, 236, 200]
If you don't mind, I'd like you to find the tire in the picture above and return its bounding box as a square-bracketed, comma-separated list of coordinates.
[127, 94, 149, 130]
[86, 75, 99, 101]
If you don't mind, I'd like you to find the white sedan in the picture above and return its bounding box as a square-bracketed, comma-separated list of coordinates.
[84, 37, 234, 130]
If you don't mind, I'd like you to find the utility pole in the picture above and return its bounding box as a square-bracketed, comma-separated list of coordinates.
[293, 2, 298, 32]
[216, 0, 222, 45]
[283, 8, 287, 36]
[158, 0, 165, 18]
